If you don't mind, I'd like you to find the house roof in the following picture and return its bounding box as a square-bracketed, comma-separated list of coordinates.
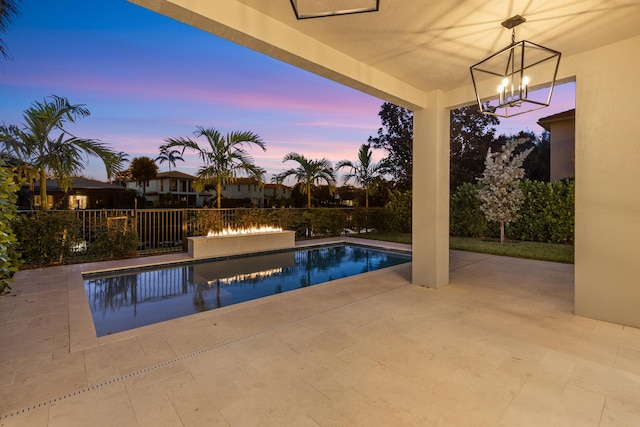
[32, 178, 126, 192]
[537, 109, 576, 131]
[264, 183, 292, 190]
[156, 171, 197, 180]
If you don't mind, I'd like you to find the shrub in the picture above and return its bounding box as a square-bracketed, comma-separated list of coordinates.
[450, 179, 575, 244]
[348, 207, 390, 233]
[450, 182, 490, 237]
[508, 179, 575, 243]
[87, 222, 139, 259]
[385, 190, 412, 233]
[14, 211, 82, 266]
[189, 208, 226, 235]
[308, 208, 347, 237]
[0, 161, 22, 292]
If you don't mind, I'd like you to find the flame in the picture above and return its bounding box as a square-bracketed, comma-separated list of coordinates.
[206, 225, 283, 237]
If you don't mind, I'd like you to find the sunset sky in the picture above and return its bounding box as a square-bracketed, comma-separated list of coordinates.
[0, 0, 575, 183]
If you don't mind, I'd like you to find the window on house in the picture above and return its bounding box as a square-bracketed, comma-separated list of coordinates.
[34, 195, 54, 209]
[68, 195, 88, 210]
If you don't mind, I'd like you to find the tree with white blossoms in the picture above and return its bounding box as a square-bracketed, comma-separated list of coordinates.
[477, 138, 533, 243]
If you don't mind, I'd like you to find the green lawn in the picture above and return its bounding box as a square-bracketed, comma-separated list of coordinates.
[355, 233, 574, 264]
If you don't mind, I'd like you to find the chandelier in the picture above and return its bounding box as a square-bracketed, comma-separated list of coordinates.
[470, 15, 561, 118]
[290, 0, 379, 19]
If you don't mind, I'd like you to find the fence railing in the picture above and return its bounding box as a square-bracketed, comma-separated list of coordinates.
[16, 207, 390, 263]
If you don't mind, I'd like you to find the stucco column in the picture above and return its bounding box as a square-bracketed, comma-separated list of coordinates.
[412, 90, 450, 288]
[573, 35, 640, 327]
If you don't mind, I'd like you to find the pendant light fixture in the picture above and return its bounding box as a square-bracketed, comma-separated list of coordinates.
[470, 15, 561, 118]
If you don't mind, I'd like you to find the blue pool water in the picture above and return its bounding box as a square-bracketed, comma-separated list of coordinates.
[83, 244, 411, 336]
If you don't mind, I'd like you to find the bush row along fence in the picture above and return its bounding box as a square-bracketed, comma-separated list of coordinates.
[450, 179, 575, 244]
[14, 207, 400, 267]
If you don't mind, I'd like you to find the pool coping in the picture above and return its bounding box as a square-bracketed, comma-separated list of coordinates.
[69, 237, 412, 352]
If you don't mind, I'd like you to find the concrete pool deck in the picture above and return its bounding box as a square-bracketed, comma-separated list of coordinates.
[1, 237, 639, 426]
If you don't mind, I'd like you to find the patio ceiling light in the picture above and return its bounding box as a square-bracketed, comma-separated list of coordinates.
[470, 15, 561, 118]
[290, 0, 379, 19]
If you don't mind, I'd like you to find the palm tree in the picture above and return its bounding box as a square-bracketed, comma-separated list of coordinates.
[0, 0, 20, 60]
[336, 144, 382, 208]
[129, 156, 158, 201]
[156, 144, 184, 177]
[164, 127, 266, 208]
[279, 152, 335, 208]
[0, 95, 122, 209]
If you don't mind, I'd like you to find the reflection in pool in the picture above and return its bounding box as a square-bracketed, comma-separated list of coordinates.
[83, 244, 411, 336]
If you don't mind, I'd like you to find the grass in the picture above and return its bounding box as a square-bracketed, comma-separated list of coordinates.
[355, 233, 574, 264]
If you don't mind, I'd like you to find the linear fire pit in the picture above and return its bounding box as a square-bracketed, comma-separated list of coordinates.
[187, 229, 295, 259]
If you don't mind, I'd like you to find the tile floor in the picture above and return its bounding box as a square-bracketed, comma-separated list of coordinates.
[1, 238, 639, 426]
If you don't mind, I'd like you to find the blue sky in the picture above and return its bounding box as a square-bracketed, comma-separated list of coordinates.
[0, 0, 574, 182]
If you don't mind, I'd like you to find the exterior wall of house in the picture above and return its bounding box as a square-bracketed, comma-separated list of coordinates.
[549, 119, 575, 181]
[222, 182, 264, 207]
[126, 176, 204, 207]
[568, 35, 640, 328]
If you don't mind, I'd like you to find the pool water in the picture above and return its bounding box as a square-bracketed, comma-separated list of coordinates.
[83, 244, 411, 336]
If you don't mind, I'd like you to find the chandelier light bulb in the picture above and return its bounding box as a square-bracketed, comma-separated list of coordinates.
[522, 76, 530, 98]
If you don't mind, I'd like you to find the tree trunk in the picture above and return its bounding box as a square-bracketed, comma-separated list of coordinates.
[307, 183, 311, 208]
[39, 168, 48, 210]
[365, 187, 369, 209]
[500, 221, 505, 243]
[217, 180, 222, 209]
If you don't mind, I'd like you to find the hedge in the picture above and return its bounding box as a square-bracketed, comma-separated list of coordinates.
[450, 179, 574, 244]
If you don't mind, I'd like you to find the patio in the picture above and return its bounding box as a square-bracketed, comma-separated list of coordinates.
[1, 238, 639, 426]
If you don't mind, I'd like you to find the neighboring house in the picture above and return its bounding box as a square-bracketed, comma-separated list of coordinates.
[126, 173, 291, 208]
[263, 183, 292, 207]
[537, 109, 575, 181]
[126, 171, 207, 207]
[220, 178, 292, 208]
[19, 177, 128, 210]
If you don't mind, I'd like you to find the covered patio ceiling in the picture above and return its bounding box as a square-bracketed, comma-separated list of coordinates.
[132, 0, 640, 107]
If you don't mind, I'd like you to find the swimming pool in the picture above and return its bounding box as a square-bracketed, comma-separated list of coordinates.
[83, 243, 411, 336]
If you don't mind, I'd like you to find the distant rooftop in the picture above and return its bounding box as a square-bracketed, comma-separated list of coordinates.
[537, 109, 575, 131]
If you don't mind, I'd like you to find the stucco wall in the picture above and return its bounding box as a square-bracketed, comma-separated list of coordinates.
[573, 35, 640, 327]
[550, 119, 576, 181]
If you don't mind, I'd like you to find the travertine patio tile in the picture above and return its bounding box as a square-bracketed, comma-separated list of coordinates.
[83, 337, 150, 384]
[125, 363, 194, 426]
[0, 405, 49, 427]
[600, 396, 640, 427]
[307, 386, 423, 427]
[52, 334, 71, 361]
[279, 321, 360, 356]
[218, 366, 330, 427]
[47, 383, 137, 427]
[614, 345, 640, 377]
[168, 379, 242, 426]
[1, 351, 86, 415]
[127, 391, 184, 427]
[497, 383, 605, 426]
[568, 360, 640, 402]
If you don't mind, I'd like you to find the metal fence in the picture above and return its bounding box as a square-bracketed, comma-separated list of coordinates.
[17, 207, 390, 261]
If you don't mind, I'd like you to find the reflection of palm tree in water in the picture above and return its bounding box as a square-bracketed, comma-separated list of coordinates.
[193, 279, 224, 312]
[298, 246, 345, 286]
[192, 284, 209, 312]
